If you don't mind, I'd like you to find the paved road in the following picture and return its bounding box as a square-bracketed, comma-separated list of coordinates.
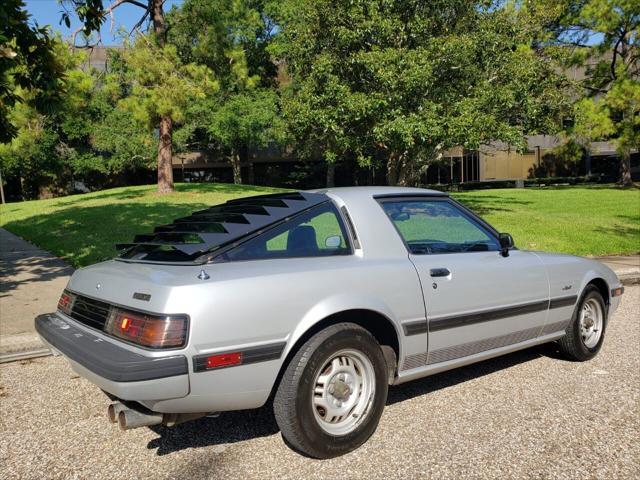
[0, 229, 73, 357]
[1, 287, 638, 479]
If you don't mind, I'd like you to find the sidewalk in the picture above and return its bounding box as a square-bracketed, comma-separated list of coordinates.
[0, 226, 638, 362]
[593, 255, 640, 286]
[0, 228, 73, 361]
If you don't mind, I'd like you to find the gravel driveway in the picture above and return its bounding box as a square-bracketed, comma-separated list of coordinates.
[1, 287, 638, 480]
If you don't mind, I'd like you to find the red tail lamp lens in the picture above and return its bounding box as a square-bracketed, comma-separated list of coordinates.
[206, 352, 242, 369]
[106, 309, 188, 349]
[57, 291, 76, 315]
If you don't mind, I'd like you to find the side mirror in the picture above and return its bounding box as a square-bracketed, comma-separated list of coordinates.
[499, 233, 514, 257]
[325, 235, 342, 248]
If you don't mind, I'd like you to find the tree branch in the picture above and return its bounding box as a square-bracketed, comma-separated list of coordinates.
[71, 25, 102, 48]
[129, 8, 151, 36]
[610, 28, 626, 81]
[71, 0, 151, 47]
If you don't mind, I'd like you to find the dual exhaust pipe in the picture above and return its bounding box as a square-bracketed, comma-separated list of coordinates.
[108, 402, 210, 430]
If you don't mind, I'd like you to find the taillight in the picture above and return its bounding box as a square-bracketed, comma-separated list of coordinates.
[105, 308, 188, 349]
[57, 291, 76, 315]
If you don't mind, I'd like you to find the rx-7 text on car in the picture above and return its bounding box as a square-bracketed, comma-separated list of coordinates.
[36, 187, 624, 458]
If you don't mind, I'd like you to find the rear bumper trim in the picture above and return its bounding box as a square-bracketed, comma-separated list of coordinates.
[35, 313, 188, 383]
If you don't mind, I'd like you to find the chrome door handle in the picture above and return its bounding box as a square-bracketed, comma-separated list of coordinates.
[430, 268, 450, 277]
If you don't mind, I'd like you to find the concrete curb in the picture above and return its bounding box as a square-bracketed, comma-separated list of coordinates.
[0, 349, 51, 364]
[620, 273, 640, 286]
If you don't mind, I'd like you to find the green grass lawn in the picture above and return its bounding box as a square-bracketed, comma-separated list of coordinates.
[452, 186, 639, 257]
[0, 183, 282, 268]
[0, 183, 638, 268]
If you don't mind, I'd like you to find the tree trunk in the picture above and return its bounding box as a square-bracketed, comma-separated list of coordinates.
[387, 152, 419, 186]
[157, 115, 174, 194]
[231, 150, 242, 184]
[619, 149, 632, 187]
[326, 162, 335, 187]
[386, 153, 400, 186]
[397, 165, 412, 186]
[151, 0, 174, 193]
[151, 0, 167, 43]
[248, 161, 255, 185]
[0, 167, 5, 204]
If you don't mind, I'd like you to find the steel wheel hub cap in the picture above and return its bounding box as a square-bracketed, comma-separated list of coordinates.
[580, 298, 603, 349]
[312, 349, 375, 436]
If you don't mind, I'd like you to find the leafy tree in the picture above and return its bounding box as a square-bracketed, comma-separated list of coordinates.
[1, 0, 63, 143]
[108, 36, 218, 188]
[168, 0, 277, 91]
[0, 41, 93, 198]
[0, 40, 160, 199]
[272, 0, 569, 186]
[206, 89, 282, 183]
[66, 0, 280, 192]
[64, 0, 183, 193]
[528, 0, 639, 185]
[168, 0, 281, 184]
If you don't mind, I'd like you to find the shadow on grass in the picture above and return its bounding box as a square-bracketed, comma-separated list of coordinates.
[49, 183, 279, 207]
[1, 184, 280, 269]
[2, 202, 211, 268]
[455, 194, 533, 215]
[593, 224, 640, 242]
[537, 184, 640, 191]
[143, 342, 561, 456]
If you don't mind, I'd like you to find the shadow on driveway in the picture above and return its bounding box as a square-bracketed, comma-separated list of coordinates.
[145, 342, 561, 456]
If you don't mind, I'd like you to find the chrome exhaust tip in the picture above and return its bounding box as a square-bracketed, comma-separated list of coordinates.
[110, 400, 211, 430]
[118, 409, 164, 430]
[107, 402, 128, 423]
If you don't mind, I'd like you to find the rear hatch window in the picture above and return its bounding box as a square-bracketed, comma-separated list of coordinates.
[116, 192, 327, 264]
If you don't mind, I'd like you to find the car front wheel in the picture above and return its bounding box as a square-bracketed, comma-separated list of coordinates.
[273, 323, 388, 458]
[558, 285, 607, 361]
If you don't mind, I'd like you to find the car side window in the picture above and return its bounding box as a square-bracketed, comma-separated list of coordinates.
[220, 203, 351, 261]
[380, 199, 500, 255]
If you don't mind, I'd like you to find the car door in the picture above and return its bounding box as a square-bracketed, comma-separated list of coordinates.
[378, 196, 549, 366]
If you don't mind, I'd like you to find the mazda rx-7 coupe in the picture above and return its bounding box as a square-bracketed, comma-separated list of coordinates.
[36, 187, 623, 458]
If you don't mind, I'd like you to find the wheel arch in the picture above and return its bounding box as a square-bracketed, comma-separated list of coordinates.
[585, 277, 610, 307]
[271, 308, 401, 399]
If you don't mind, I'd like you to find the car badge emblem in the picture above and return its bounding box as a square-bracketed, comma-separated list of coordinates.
[197, 270, 210, 280]
[96, 282, 101, 290]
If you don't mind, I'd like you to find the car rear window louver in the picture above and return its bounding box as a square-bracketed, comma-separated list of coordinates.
[116, 191, 327, 263]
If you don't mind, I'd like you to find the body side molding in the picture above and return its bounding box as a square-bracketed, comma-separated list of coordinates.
[193, 342, 286, 372]
[428, 295, 578, 332]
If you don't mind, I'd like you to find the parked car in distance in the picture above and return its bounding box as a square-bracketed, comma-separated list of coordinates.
[36, 187, 624, 458]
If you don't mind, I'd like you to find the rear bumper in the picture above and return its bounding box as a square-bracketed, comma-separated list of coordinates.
[35, 313, 189, 401]
[35, 312, 281, 413]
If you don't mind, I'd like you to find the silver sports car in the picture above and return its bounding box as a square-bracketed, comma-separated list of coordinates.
[36, 187, 624, 458]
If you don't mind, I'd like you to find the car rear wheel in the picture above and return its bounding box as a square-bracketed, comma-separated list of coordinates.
[558, 285, 607, 361]
[273, 323, 388, 458]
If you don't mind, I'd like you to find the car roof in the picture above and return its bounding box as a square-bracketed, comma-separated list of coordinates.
[308, 186, 448, 199]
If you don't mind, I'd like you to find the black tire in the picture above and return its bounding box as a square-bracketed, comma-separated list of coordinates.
[558, 285, 607, 361]
[273, 323, 388, 459]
